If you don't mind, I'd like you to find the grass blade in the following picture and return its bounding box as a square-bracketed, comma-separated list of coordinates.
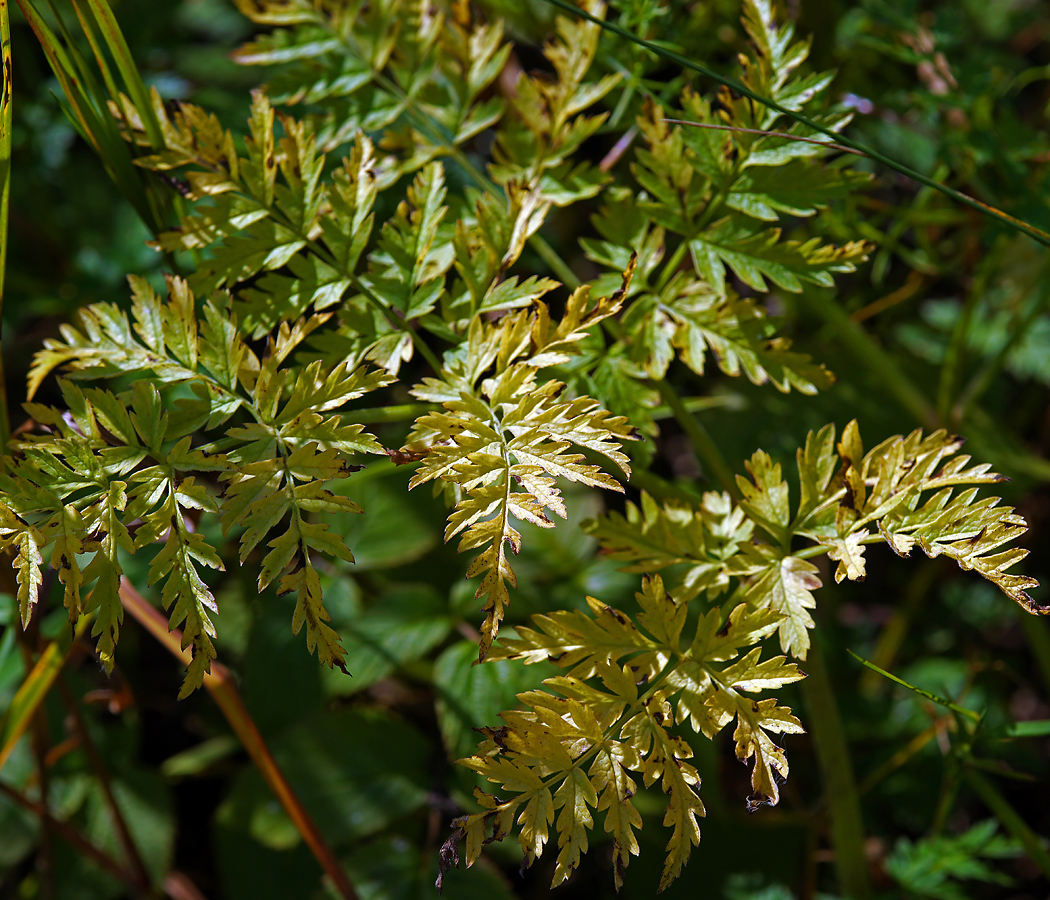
[964, 768, 1050, 878]
[847, 649, 981, 722]
[80, 0, 163, 147]
[0, 613, 93, 773]
[0, 0, 12, 445]
[15, 0, 167, 234]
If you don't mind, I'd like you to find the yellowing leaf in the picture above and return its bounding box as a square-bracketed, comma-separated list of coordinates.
[824, 529, 869, 583]
[745, 555, 821, 659]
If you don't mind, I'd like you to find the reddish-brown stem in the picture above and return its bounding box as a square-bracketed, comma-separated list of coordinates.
[56, 677, 154, 893]
[119, 579, 360, 900]
[0, 780, 144, 892]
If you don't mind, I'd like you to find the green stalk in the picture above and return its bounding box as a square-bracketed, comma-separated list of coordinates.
[805, 289, 937, 428]
[651, 378, 738, 498]
[964, 767, 1050, 878]
[343, 402, 432, 424]
[1016, 610, 1050, 701]
[801, 638, 872, 899]
[540, 0, 1050, 250]
[0, 0, 12, 447]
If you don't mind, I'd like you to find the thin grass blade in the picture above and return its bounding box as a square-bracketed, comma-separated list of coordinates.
[81, 0, 163, 146]
[847, 649, 981, 722]
[0, 613, 93, 773]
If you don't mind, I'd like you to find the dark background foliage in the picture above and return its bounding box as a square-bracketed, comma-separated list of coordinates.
[1, 0, 1048, 898]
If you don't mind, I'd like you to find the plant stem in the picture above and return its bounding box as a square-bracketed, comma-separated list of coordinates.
[805, 288, 937, 428]
[57, 677, 153, 893]
[964, 767, 1050, 878]
[651, 378, 738, 498]
[120, 580, 361, 900]
[801, 637, 872, 899]
[0, 780, 148, 893]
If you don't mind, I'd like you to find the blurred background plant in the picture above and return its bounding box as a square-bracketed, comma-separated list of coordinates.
[0, 0, 1048, 898]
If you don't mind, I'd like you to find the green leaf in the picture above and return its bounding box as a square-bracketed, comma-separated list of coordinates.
[408, 294, 637, 659]
[434, 639, 555, 759]
[324, 584, 454, 697]
[886, 820, 1021, 900]
[689, 219, 869, 295]
[743, 555, 820, 660]
[367, 163, 453, 320]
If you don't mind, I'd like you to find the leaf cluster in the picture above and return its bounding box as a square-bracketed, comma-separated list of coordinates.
[2, 0, 1045, 895]
[440, 574, 802, 892]
[588, 420, 1042, 660]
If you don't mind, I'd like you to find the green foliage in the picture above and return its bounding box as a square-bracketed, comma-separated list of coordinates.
[14, 275, 390, 694]
[442, 575, 803, 891]
[587, 421, 1039, 660]
[885, 820, 1022, 900]
[2, 0, 1048, 897]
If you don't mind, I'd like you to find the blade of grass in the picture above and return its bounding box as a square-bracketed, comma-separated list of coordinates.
[80, 0, 163, 147]
[0, 0, 12, 447]
[118, 579, 360, 900]
[0, 612, 93, 773]
[847, 649, 981, 722]
[540, 0, 1050, 249]
[66, 0, 119, 103]
[15, 0, 166, 234]
[662, 118, 864, 156]
[999, 720, 1050, 738]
